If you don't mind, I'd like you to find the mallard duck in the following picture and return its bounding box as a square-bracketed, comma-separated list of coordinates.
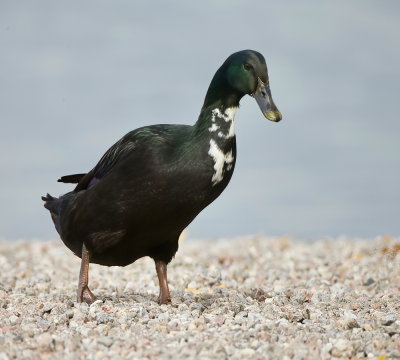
[42, 49, 282, 305]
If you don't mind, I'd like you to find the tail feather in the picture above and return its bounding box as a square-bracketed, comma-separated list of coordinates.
[42, 193, 66, 235]
[58, 173, 86, 184]
[41, 193, 55, 202]
[42, 193, 59, 213]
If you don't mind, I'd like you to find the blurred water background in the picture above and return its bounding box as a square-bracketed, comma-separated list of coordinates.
[0, 1, 399, 241]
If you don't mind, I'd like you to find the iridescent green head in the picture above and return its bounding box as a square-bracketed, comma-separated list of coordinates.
[223, 50, 282, 122]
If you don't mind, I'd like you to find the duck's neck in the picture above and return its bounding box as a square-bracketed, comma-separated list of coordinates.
[197, 104, 238, 145]
[194, 66, 243, 136]
[190, 69, 243, 188]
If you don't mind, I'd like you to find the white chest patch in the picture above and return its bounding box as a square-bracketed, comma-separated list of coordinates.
[217, 121, 235, 139]
[208, 139, 234, 186]
[209, 107, 237, 138]
[208, 123, 219, 132]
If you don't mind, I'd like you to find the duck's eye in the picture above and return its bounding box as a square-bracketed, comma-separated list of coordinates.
[243, 63, 252, 71]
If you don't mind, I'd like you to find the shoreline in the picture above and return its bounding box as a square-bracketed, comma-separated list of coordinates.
[1, 235, 399, 359]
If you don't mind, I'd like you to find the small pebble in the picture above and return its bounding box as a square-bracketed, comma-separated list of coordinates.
[363, 278, 375, 286]
[98, 336, 113, 347]
[66, 310, 74, 319]
[380, 314, 396, 326]
[37, 333, 53, 349]
[41, 304, 54, 313]
[36, 317, 51, 330]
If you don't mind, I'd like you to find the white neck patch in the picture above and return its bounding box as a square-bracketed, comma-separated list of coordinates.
[207, 106, 237, 186]
[208, 107, 237, 139]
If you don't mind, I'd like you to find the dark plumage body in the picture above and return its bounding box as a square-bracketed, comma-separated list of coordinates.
[42, 50, 282, 304]
[57, 123, 235, 266]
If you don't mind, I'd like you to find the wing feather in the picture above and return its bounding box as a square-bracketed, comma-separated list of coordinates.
[74, 134, 136, 191]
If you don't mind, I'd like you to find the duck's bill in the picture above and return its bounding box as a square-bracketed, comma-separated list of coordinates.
[253, 78, 282, 122]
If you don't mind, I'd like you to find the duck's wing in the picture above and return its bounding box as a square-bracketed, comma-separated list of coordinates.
[72, 134, 136, 191]
[59, 124, 190, 192]
[57, 133, 136, 191]
[57, 133, 133, 187]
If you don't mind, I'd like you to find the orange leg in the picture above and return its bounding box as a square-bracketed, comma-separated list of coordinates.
[155, 260, 171, 305]
[77, 243, 96, 304]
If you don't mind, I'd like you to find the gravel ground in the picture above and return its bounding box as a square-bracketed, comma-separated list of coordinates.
[0, 235, 399, 360]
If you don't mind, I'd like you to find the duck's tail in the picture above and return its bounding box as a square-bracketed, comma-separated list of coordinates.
[41, 193, 65, 234]
[41, 193, 59, 213]
[42, 191, 77, 235]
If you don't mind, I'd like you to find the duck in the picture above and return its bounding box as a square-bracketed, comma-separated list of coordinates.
[42, 49, 282, 305]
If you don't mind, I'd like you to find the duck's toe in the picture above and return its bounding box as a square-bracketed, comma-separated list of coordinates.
[77, 285, 96, 305]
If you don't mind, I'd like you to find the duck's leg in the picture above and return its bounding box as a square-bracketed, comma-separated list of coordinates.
[77, 243, 96, 304]
[155, 260, 171, 305]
